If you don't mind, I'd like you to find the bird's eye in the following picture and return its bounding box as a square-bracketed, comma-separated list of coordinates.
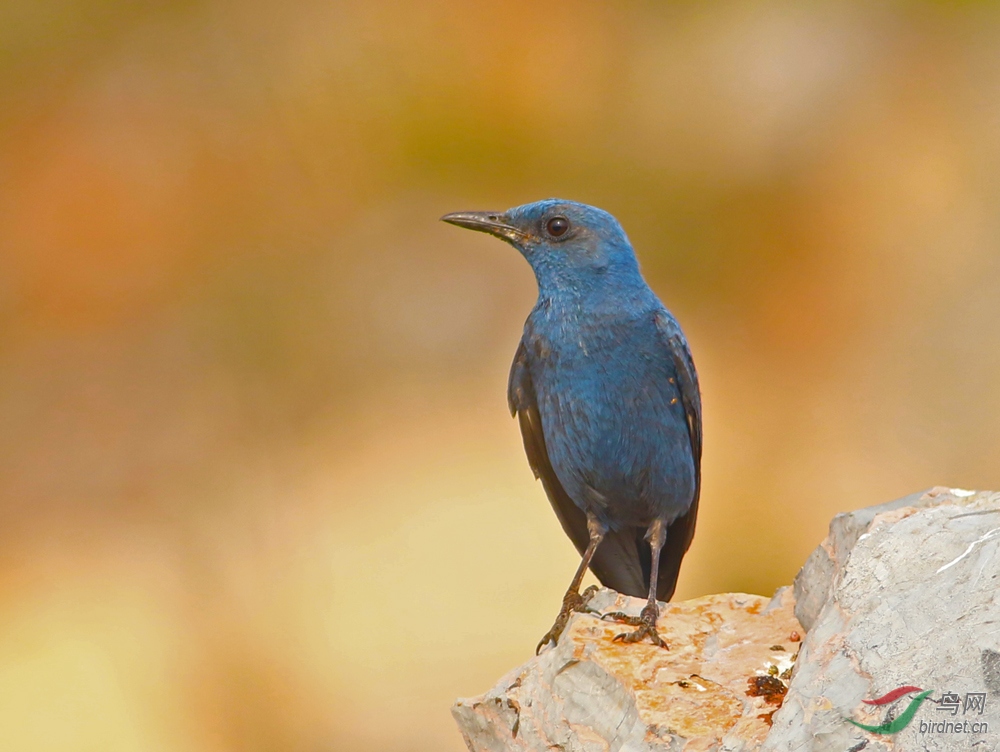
[546, 216, 569, 237]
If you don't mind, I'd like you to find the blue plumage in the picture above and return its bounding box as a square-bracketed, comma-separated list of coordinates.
[443, 199, 702, 651]
[520, 301, 695, 531]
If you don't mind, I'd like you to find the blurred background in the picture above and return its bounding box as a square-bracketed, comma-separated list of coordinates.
[1, 0, 1000, 749]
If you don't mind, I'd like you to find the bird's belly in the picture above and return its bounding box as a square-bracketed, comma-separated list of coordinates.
[534, 357, 696, 530]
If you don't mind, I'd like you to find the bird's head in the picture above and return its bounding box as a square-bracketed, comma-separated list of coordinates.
[441, 199, 641, 295]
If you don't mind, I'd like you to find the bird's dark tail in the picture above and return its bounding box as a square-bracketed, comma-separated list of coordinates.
[592, 499, 699, 602]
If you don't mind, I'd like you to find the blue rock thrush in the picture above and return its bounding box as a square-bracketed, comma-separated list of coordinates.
[442, 199, 702, 652]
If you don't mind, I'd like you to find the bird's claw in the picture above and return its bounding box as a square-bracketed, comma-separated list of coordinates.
[600, 611, 643, 626]
[535, 622, 566, 654]
[536, 585, 599, 654]
[610, 603, 668, 648]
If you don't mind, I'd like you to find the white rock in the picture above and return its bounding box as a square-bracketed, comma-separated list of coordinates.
[454, 489, 1000, 752]
[768, 487, 1000, 751]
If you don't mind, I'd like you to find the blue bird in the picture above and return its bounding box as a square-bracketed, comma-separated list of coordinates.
[442, 200, 702, 652]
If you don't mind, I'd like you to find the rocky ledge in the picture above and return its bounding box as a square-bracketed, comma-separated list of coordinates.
[453, 488, 1000, 752]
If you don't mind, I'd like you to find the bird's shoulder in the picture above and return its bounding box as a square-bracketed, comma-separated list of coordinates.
[507, 337, 532, 417]
[650, 308, 699, 398]
[651, 306, 702, 467]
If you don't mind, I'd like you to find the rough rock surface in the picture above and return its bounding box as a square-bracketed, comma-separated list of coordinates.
[454, 488, 1000, 752]
[453, 588, 804, 751]
[767, 487, 1000, 751]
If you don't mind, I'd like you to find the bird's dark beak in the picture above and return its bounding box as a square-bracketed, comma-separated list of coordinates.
[440, 211, 525, 243]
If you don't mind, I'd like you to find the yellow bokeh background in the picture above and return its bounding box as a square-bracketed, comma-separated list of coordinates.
[2, 1, 1000, 749]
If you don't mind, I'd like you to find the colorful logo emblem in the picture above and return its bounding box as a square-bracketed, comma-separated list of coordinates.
[846, 686, 932, 735]
[847, 685, 989, 736]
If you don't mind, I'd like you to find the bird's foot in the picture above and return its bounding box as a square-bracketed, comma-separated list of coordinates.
[609, 602, 668, 648]
[536, 585, 599, 654]
[601, 611, 643, 626]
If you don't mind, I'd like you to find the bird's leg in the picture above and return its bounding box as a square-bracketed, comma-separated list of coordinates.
[536, 515, 606, 654]
[613, 519, 668, 648]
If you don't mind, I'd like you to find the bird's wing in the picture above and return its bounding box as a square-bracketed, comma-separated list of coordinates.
[653, 309, 702, 473]
[650, 308, 703, 600]
[508, 340, 648, 597]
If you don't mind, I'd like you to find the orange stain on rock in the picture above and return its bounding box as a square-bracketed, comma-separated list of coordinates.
[561, 590, 803, 748]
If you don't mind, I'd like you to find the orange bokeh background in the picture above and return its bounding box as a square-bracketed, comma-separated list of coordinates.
[2, 2, 1000, 749]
